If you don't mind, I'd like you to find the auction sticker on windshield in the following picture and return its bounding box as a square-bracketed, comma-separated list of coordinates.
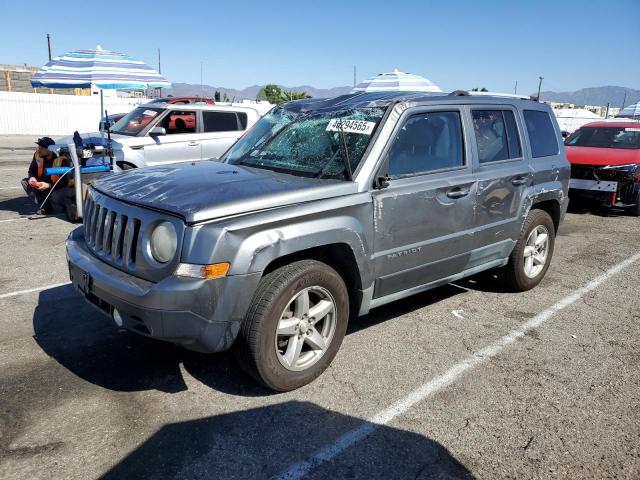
[326, 119, 376, 135]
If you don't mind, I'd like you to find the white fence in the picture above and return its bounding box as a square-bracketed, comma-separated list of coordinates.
[0, 91, 145, 135]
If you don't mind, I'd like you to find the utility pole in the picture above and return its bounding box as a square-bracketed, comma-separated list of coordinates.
[621, 91, 627, 109]
[353, 65, 356, 88]
[536, 76, 544, 101]
[514, 80, 518, 94]
[157, 48, 162, 97]
[200, 61, 203, 99]
[46, 33, 52, 61]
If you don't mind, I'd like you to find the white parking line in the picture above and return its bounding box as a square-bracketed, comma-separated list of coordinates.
[0, 218, 26, 223]
[274, 252, 640, 480]
[0, 281, 72, 300]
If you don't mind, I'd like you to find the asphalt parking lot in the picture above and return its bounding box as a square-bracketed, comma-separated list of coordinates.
[0, 136, 638, 480]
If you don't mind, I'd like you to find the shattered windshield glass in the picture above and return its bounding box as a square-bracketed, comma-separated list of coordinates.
[222, 106, 386, 178]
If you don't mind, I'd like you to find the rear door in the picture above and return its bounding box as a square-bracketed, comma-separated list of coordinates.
[371, 107, 477, 299]
[200, 110, 248, 159]
[470, 106, 532, 266]
[143, 109, 202, 165]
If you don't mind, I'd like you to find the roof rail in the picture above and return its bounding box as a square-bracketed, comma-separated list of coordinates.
[448, 90, 535, 100]
[466, 91, 535, 100]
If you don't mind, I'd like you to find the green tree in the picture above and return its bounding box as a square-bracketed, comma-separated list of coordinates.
[258, 84, 283, 104]
[281, 90, 311, 102]
[471, 87, 489, 92]
[257, 84, 311, 104]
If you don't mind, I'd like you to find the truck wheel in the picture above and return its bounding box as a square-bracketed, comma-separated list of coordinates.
[234, 260, 349, 391]
[501, 209, 555, 291]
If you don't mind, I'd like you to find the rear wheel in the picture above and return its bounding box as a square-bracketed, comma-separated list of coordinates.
[234, 260, 349, 391]
[501, 209, 555, 291]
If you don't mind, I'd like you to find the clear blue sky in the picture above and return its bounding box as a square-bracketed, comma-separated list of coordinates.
[1, 0, 638, 94]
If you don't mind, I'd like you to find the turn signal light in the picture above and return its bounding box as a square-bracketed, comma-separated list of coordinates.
[176, 262, 230, 279]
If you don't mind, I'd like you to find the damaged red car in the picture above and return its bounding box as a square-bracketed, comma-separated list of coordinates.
[566, 121, 640, 216]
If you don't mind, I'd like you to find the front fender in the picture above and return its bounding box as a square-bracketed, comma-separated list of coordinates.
[181, 195, 374, 287]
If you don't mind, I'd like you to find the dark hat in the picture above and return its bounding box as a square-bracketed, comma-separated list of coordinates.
[36, 137, 55, 149]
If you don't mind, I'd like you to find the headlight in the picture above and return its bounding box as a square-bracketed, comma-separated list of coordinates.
[149, 221, 177, 263]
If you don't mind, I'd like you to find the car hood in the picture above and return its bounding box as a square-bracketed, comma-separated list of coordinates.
[55, 132, 131, 147]
[92, 160, 357, 223]
[566, 145, 640, 166]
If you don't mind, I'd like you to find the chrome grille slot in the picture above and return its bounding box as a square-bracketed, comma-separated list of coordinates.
[83, 196, 94, 241]
[102, 211, 116, 254]
[90, 203, 100, 246]
[122, 217, 140, 265]
[95, 207, 107, 250]
[112, 214, 126, 261]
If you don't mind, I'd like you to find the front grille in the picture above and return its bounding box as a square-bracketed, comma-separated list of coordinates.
[84, 194, 141, 267]
[81, 187, 184, 282]
[571, 164, 597, 180]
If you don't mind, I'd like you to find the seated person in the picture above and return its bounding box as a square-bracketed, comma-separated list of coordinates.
[21, 137, 77, 220]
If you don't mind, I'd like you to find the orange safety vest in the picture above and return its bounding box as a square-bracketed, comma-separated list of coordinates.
[36, 155, 67, 184]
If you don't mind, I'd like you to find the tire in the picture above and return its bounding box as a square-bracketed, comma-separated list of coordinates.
[628, 186, 640, 217]
[501, 209, 555, 292]
[234, 260, 349, 391]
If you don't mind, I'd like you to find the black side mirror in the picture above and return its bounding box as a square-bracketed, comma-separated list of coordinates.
[375, 175, 391, 189]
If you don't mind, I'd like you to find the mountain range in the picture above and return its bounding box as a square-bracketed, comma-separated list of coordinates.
[536, 86, 639, 108]
[170, 82, 639, 108]
[169, 83, 353, 101]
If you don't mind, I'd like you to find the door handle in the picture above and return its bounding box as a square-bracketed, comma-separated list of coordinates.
[446, 187, 470, 199]
[188, 141, 200, 147]
[511, 176, 528, 186]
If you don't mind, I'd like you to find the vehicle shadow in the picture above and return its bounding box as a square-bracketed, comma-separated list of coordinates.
[32, 285, 270, 397]
[566, 197, 629, 217]
[33, 276, 505, 397]
[100, 401, 476, 480]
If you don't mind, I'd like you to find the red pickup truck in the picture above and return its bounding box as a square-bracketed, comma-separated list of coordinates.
[565, 121, 640, 216]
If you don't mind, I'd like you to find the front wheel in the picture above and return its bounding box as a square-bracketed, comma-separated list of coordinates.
[501, 209, 555, 291]
[628, 186, 640, 217]
[234, 260, 349, 391]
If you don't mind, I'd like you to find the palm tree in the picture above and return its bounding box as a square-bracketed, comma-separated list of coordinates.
[280, 90, 311, 102]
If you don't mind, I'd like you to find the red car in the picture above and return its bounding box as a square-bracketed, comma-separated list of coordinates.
[565, 121, 640, 216]
[147, 97, 215, 105]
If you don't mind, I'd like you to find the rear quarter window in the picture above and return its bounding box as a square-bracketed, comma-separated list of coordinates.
[523, 110, 559, 158]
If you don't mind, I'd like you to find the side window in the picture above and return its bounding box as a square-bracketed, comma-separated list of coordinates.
[160, 110, 197, 135]
[203, 111, 247, 132]
[523, 110, 559, 158]
[388, 111, 464, 177]
[471, 110, 519, 163]
[503, 110, 522, 158]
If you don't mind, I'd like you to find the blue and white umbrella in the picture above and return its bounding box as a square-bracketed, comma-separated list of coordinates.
[352, 69, 442, 93]
[616, 102, 640, 118]
[31, 46, 170, 90]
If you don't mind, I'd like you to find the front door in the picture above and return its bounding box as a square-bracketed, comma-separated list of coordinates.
[143, 109, 202, 166]
[372, 108, 477, 299]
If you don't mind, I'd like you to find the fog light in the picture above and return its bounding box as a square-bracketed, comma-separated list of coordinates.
[113, 308, 123, 327]
[176, 262, 230, 279]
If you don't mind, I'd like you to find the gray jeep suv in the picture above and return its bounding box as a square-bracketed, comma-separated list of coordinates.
[66, 91, 570, 391]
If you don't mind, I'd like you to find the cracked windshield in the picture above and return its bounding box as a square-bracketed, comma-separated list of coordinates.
[223, 107, 386, 178]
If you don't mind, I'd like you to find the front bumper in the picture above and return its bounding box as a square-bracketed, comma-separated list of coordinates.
[66, 227, 261, 352]
[569, 164, 640, 207]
